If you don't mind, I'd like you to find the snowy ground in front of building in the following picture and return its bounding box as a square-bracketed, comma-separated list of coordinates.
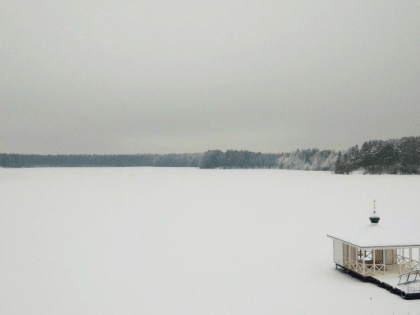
[1, 167, 420, 315]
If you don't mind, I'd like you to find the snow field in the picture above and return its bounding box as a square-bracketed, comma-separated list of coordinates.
[1, 167, 420, 314]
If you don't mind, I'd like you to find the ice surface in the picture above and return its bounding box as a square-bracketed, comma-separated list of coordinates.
[1, 167, 420, 314]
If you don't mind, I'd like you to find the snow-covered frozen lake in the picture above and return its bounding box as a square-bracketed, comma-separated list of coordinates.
[1, 167, 420, 314]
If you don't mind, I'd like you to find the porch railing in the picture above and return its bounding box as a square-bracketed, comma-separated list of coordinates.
[344, 256, 420, 277]
[344, 257, 385, 276]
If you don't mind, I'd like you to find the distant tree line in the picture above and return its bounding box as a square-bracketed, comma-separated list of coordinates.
[334, 136, 420, 174]
[199, 150, 282, 169]
[276, 149, 338, 171]
[200, 135, 420, 174]
[198, 149, 338, 170]
[1, 135, 420, 174]
[0, 153, 202, 168]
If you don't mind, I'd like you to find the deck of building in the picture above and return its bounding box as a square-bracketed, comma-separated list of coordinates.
[372, 274, 420, 299]
[338, 264, 420, 299]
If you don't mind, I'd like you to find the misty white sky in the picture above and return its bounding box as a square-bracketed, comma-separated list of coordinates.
[1, 0, 420, 154]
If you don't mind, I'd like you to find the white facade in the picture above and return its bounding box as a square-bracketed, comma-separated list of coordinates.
[333, 239, 344, 266]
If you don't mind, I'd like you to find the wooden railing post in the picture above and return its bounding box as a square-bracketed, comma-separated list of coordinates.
[410, 248, 413, 271]
[363, 249, 366, 276]
[373, 249, 376, 275]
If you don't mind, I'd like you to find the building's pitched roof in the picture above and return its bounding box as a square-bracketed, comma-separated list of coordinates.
[328, 222, 420, 248]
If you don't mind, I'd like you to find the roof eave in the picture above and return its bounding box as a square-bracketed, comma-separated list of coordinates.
[327, 235, 420, 249]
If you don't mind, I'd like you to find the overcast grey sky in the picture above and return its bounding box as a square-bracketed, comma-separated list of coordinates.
[1, 0, 420, 154]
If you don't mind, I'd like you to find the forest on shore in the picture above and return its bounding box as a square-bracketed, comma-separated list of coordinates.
[1, 135, 420, 174]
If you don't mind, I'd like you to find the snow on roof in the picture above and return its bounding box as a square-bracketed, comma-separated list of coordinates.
[328, 222, 420, 248]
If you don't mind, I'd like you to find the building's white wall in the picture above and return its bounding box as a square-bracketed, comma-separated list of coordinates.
[385, 249, 396, 265]
[333, 239, 343, 265]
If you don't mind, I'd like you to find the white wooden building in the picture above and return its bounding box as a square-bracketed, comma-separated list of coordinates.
[328, 203, 420, 298]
